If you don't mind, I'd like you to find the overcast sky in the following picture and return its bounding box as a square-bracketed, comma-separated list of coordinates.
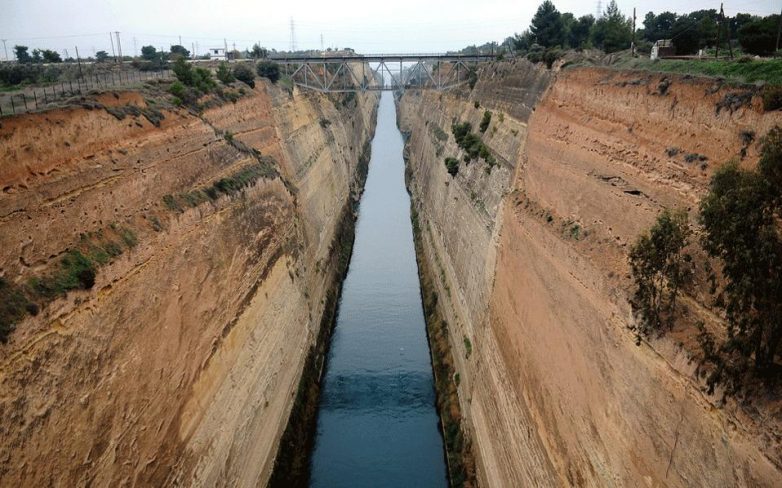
[0, 0, 778, 58]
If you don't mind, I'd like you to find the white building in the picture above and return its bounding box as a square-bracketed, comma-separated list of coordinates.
[208, 47, 226, 60]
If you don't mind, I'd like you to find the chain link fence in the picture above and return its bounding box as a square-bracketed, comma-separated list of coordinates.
[0, 69, 173, 117]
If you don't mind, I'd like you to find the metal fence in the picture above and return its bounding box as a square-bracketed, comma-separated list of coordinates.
[0, 69, 174, 117]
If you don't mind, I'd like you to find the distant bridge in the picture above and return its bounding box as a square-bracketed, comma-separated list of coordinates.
[269, 53, 496, 93]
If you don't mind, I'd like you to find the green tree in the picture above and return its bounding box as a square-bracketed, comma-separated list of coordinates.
[591, 1, 632, 53]
[738, 15, 779, 55]
[216, 62, 235, 84]
[251, 43, 268, 59]
[170, 44, 190, 59]
[699, 128, 782, 388]
[530, 1, 564, 48]
[513, 30, 535, 51]
[569, 15, 595, 48]
[671, 16, 701, 54]
[642, 11, 677, 42]
[233, 63, 255, 87]
[629, 209, 692, 341]
[141, 45, 158, 61]
[95, 50, 109, 62]
[257, 61, 280, 83]
[41, 49, 61, 63]
[730, 13, 756, 40]
[14, 45, 31, 63]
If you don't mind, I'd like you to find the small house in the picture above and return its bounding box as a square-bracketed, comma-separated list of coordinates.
[651, 40, 675, 60]
[208, 47, 226, 60]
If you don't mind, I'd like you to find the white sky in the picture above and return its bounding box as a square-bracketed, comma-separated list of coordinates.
[0, 0, 778, 59]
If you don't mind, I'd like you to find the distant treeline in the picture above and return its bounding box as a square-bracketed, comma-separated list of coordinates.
[457, 1, 780, 57]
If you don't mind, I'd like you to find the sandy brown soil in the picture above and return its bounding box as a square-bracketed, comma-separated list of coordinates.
[400, 61, 782, 486]
[0, 80, 377, 486]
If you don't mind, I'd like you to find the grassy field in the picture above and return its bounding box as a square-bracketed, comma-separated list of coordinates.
[611, 57, 782, 85]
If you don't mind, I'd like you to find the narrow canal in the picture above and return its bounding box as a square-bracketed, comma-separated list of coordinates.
[309, 93, 448, 487]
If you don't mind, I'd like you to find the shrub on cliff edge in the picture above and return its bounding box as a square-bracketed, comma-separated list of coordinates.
[629, 208, 692, 342]
[444, 157, 460, 176]
[479, 110, 492, 133]
[257, 61, 281, 83]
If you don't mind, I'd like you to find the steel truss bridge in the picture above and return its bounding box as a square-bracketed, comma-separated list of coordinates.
[270, 54, 495, 93]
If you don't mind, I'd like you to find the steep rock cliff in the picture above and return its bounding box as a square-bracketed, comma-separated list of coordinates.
[400, 60, 781, 487]
[0, 81, 377, 486]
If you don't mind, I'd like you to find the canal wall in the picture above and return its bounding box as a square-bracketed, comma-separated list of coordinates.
[399, 60, 782, 486]
[0, 79, 378, 485]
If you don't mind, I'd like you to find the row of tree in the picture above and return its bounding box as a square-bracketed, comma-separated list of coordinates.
[517, 0, 782, 56]
[10, 43, 272, 64]
[641, 9, 780, 55]
[515, 1, 633, 54]
[13, 46, 63, 64]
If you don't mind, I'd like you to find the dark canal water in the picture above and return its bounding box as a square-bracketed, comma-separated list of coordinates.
[309, 93, 448, 487]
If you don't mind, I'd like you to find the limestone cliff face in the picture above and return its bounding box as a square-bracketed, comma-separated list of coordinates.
[400, 60, 781, 486]
[0, 82, 377, 486]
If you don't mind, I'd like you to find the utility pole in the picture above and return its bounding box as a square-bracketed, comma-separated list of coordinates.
[191, 42, 195, 59]
[1, 39, 7, 61]
[631, 8, 636, 56]
[133, 37, 137, 58]
[776, 4, 782, 54]
[109, 32, 116, 62]
[720, 4, 734, 59]
[75, 46, 83, 79]
[115, 31, 122, 61]
[716, 3, 722, 59]
[290, 17, 296, 52]
[224, 38, 228, 60]
[320, 33, 324, 52]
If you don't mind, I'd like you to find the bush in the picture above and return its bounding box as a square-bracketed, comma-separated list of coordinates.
[172, 58, 216, 95]
[479, 110, 492, 133]
[0, 278, 35, 343]
[216, 62, 235, 84]
[763, 85, 782, 111]
[257, 61, 280, 83]
[169, 80, 186, 98]
[629, 209, 692, 342]
[32, 250, 97, 299]
[0, 63, 44, 86]
[543, 47, 563, 69]
[451, 121, 495, 166]
[444, 157, 460, 176]
[233, 63, 256, 88]
[452, 122, 472, 145]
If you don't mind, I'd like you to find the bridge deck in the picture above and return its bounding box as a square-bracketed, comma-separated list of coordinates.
[269, 53, 496, 64]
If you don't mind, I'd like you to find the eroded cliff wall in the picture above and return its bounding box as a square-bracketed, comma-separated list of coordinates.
[400, 60, 781, 486]
[0, 81, 377, 486]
